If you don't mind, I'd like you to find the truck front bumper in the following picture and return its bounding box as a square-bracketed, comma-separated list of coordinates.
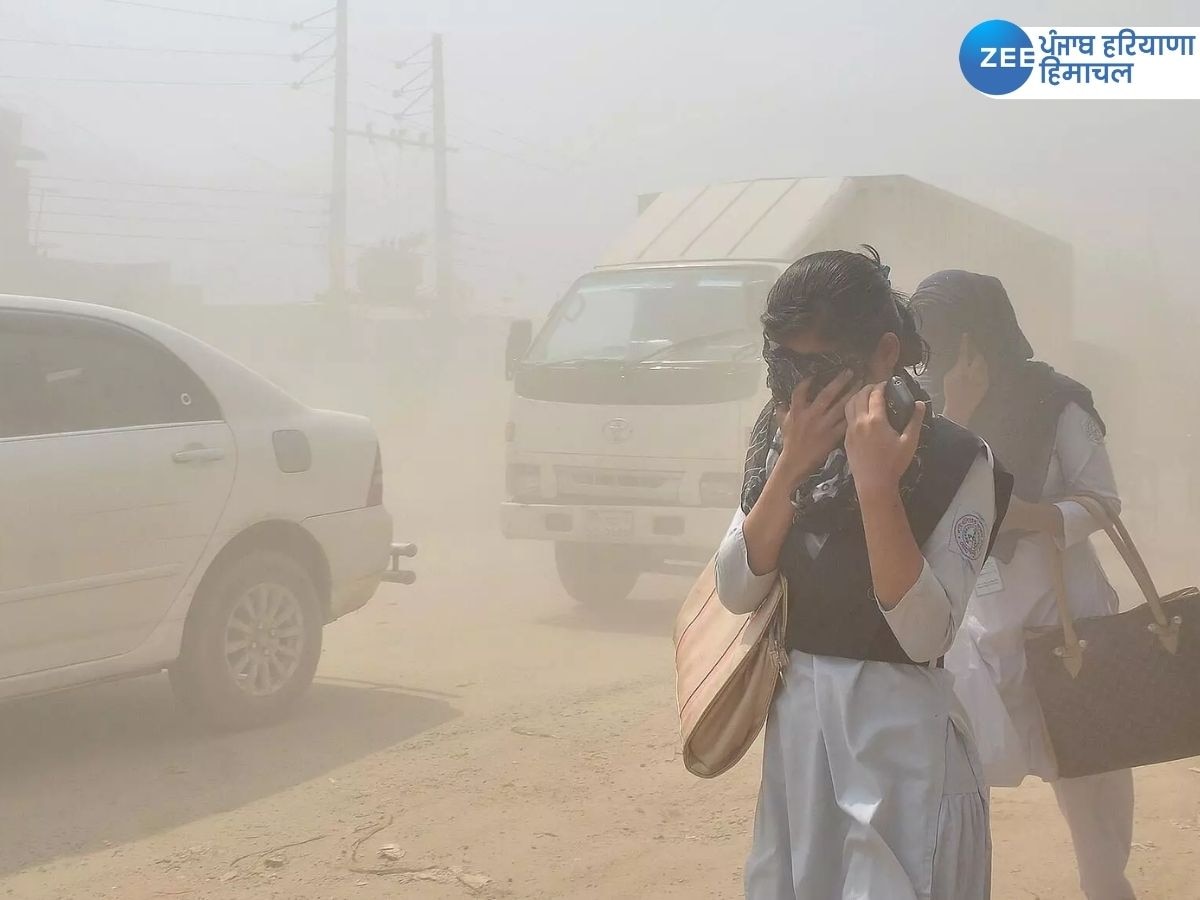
[500, 501, 731, 550]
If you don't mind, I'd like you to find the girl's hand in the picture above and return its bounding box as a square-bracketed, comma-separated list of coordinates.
[942, 334, 989, 424]
[1001, 496, 1065, 540]
[773, 369, 856, 489]
[844, 382, 926, 499]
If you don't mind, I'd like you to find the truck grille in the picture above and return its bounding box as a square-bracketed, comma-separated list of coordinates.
[554, 466, 683, 505]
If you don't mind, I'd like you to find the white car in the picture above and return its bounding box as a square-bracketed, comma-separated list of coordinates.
[0, 295, 408, 728]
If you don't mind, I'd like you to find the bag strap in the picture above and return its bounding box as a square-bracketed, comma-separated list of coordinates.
[1047, 530, 1085, 677]
[1068, 495, 1165, 620]
[1048, 493, 1181, 678]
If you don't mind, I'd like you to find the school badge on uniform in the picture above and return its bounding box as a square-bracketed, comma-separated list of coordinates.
[953, 513, 987, 561]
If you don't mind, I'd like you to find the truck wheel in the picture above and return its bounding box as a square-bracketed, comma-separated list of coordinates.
[554, 542, 640, 606]
[169, 550, 323, 730]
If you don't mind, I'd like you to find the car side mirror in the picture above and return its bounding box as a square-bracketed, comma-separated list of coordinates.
[505, 319, 532, 380]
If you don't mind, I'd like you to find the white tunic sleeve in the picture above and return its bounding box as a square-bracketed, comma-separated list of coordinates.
[715, 506, 779, 614]
[715, 437, 781, 615]
[1049, 401, 1121, 550]
[879, 452, 997, 663]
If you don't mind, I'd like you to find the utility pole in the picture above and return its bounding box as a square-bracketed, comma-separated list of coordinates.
[328, 0, 349, 302]
[431, 33, 453, 316]
[31, 187, 52, 253]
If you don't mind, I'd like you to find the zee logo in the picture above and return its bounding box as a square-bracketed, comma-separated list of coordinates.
[961, 20, 1035, 96]
[980, 47, 1037, 68]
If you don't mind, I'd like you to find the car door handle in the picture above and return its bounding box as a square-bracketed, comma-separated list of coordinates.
[173, 446, 226, 464]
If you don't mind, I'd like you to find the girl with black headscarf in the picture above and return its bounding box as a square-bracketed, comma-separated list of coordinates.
[716, 249, 1011, 899]
[911, 270, 1135, 900]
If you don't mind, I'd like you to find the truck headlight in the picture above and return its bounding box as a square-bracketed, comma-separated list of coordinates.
[506, 463, 541, 500]
[699, 472, 742, 508]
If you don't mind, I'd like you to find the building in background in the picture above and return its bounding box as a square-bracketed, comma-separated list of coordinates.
[0, 107, 40, 275]
[0, 107, 199, 316]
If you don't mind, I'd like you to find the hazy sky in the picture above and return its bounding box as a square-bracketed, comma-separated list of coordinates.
[2, 1, 1197, 334]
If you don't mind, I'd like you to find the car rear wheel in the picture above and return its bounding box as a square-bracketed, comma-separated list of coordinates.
[554, 541, 641, 606]
[170, 550, 323, 730]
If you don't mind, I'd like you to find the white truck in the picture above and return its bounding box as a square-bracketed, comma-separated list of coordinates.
[501, 175, 1072, 604]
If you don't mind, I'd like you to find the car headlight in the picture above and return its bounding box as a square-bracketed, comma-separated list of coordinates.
[506, 463, 541, 500]
[699, 472, 742, 508]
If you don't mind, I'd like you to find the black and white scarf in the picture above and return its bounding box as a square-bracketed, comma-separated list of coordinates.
[740, 370, 933, 535]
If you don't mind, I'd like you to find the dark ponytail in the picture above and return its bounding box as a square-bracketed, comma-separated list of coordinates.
[893, 295, 928, 369]
[762, 244, 927, 371]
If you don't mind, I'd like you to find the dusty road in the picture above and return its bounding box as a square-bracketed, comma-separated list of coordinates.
[2, 321, 1198, 899]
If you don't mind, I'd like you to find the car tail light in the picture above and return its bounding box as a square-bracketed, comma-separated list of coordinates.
[367, 445, 384, 506]
[699, 472, 742, 508]
[506, 463, 540, 501]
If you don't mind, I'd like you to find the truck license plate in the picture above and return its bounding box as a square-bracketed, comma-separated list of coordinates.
[584, 509, 635, 539]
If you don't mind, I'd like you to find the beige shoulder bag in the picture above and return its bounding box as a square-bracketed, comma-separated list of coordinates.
[672, 558, 788, 778]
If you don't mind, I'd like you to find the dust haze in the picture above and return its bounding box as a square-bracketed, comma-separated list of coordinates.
[1, 1, 1198, 898]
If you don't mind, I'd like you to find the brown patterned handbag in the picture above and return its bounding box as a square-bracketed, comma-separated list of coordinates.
[673, 557, 788, 778]
[1024, 493, 1200, 778]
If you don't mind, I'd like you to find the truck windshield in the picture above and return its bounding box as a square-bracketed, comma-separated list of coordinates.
[525, 265, 776, 366]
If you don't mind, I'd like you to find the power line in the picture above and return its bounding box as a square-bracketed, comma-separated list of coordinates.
[293, 54, 334, 87]
[349, 100, 417, 124]
[0, 74, 293, 87]
[40, 192, 325, 213]
[37, 228, 322, 247]
[99, 0, 296, 27]
[295, 5, 337, 28]
[395, 107, 432, 121]
[224, 141, 311, 180]
[393, 67, 431, 96]
[38, 209, 324, 227]
[0, 36, 294, 57]
[394, 43, 431, 69]
[397, 85, 432, 118]
[294, 31, 335, 61]
[351, 99, 392, 116]
[32, 174, 327, 198]
[450, 134, 566, 174]
[393, 83, 431, 99]
[456, 113, 592, 170]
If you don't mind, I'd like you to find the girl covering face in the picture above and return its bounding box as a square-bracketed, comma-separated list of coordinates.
[912, 270, 1135, 900]
[717, 247, 1011, 900]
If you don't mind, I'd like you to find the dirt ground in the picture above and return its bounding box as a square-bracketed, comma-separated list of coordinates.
[2, 321, 1198, 900]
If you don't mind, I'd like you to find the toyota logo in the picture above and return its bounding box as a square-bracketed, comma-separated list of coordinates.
[603, 418, 632, 443]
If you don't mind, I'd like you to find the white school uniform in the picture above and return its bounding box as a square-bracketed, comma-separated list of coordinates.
[716, 445, 997, 900]
[945, 402, 1135, 900]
